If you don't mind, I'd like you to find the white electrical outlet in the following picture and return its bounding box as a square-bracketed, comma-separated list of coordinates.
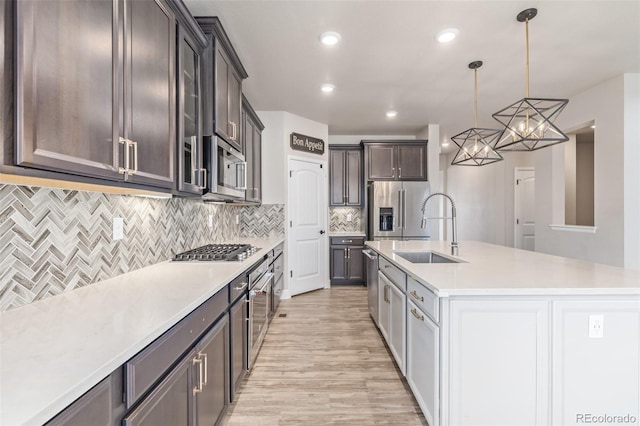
[347, 214, 353, 222]
[589, 315, 604, 338]
[208, 214, 213, 229]
[113, 217, 124, 240]
[235, 214, 240, 225]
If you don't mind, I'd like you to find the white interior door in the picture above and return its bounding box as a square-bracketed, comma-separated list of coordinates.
[515, 169, 536, 251]
[288, 157, 327, 296]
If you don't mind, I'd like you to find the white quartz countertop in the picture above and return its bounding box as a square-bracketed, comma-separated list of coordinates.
[0, 237, 284, 426]
[329, 231, 366, 237]
[366, 240, 640, 297]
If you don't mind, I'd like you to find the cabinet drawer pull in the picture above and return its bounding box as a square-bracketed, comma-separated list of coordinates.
[341, 240, 353, 243]
[410, 290, 424, 302]
[234, 282, 248, 291]
[411, 308, 424, 322]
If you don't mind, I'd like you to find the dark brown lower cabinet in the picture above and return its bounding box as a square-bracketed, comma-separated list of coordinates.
[330, 237, 365, 285]
[122, 351, 194, 426]
[45, 370, 125, 426]
[195, 315, 230, 426]
[229, 295, 248, 401]
[122, 315, 229, 426]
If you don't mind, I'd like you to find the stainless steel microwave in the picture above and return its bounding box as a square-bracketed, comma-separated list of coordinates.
[202, 135, 247, 201]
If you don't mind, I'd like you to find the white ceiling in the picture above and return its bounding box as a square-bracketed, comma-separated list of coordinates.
[183, 0, 639, 147]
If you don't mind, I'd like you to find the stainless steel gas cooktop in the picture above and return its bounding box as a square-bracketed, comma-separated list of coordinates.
[173, 244, 259, 262]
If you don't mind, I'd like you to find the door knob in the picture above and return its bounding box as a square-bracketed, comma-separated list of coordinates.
[319, 230, 326, 235]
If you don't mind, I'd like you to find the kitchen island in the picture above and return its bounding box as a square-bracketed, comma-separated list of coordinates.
[0, 237, 284, 426]
[366, 240, 640, 426]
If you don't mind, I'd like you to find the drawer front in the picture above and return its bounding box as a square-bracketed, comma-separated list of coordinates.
[330, 236, 365, 246]
[124, 286, 229, 408]
[379, 257, 406, 292]
[407, 276, 439, 323]
[273, 243, 284, 259]
[229, 274, 248, 304]
[46, 377, 112, 426]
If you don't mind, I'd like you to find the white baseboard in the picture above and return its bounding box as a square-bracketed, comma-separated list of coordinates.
[281, 289, 292, 300]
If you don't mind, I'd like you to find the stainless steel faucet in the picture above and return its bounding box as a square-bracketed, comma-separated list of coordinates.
[421, 192, 458, 256]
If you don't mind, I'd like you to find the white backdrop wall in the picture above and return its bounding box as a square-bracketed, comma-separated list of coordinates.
[623, 74, 640, 270]
[444, 151, 534, 247]
[535, 74, 639, 269]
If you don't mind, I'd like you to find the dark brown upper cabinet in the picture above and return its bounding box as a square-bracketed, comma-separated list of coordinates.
[329, 145, 363, 207]
[14, 0, 176, 189]
[362, 140, 428, 181]
[242, 95, 264, 204]
[197, 17, 248, 153]
[176, 14, 207, 195]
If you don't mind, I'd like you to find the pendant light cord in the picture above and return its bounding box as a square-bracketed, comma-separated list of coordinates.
[474, 67, 479, 128]
[525, 17, 530, 98]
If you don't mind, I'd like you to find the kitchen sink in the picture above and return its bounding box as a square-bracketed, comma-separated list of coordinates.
[393, 251, 463, 264]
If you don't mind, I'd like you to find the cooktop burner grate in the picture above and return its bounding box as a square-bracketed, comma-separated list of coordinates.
[173, 244, 258, 262]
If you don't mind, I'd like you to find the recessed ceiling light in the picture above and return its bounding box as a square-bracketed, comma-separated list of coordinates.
[319, 31, 341, 46]
[386, 111, 398, 118]
[321, 84, 335, 93]
[590, 125, 596, 129]
[435, 28, 459, 43]
[441, 141, 450, 147]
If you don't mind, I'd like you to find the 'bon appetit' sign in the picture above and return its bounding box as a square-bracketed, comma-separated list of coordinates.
[290, 132, 325, 155]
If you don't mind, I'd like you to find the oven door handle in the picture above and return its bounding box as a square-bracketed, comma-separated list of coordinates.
[258, 273, 274, 293]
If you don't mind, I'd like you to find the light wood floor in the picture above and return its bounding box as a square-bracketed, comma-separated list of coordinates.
[222, 286, 427, 426]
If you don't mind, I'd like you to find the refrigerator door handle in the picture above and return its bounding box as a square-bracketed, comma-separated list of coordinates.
[402, 189, 407, 230]
[403, 189, 406, 229]
[398, 190, 403, 230]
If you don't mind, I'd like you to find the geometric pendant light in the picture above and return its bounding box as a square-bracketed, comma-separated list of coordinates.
[451, 61, 504, 166]
[492, 8, 569, 151]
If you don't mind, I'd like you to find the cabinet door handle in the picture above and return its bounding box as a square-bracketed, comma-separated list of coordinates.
[192, 357, 203, 394]
[129, 140, 138, 175]
[118, 137, 129, 175]
[347, 248, 350, 259]
[399, 167, 402, 178]
[411, 308, 424, 322]
[200, 352, 208, 385]
[230, 121, 237, 140]
[410, 290, 424, 302]
[344, 249, 347, 259]
[391, 167, 395, 178]
[198, 168, 207, 190]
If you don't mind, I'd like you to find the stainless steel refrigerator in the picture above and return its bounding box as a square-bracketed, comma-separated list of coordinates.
[367, 181, 431, 240]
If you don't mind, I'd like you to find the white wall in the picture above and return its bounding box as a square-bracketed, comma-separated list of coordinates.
[535, 74, 639, 269]
[328, 134, 415, 145]
[564, 135, 577, 225]
[444, 151, 534, 247]
[257, 111, 286, 204]
[623, 74, 640, 270]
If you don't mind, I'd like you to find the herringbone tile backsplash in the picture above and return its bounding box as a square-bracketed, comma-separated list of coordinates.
[240, 204, 285, 238]
[329, 207, 364, 233]
[0, 184, 283, 312]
